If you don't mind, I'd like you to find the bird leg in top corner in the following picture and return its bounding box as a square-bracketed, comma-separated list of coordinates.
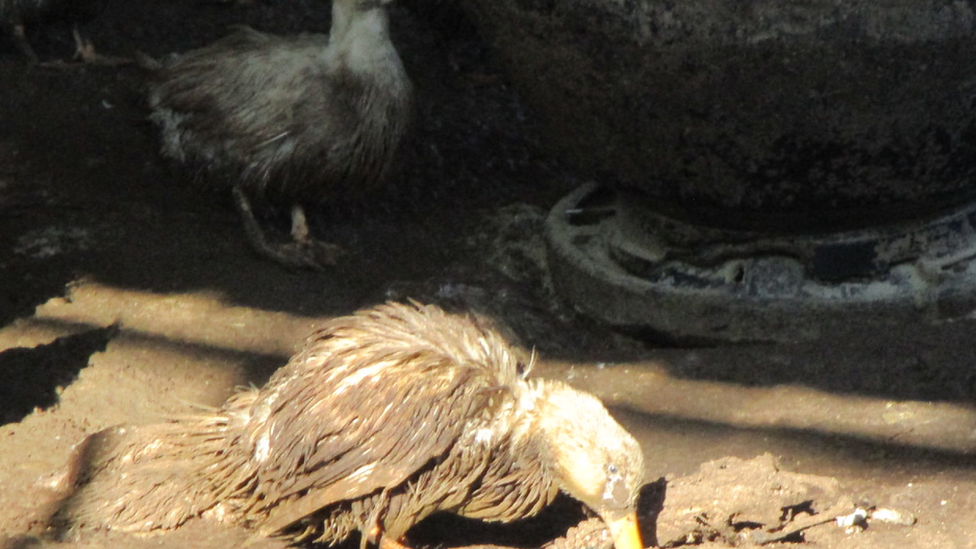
[10, 17, 40, 63]
[71, 25, 96, 62]
[69, 25, 130, 65]
[232, 185, 344, 269]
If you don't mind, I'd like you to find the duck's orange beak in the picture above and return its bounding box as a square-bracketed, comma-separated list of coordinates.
[607, 512, 644, 549]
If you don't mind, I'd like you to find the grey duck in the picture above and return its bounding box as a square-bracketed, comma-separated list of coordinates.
[147, 0, 413, 269]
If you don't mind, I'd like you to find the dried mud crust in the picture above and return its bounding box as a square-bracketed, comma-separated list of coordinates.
[530, 454, 913, 549]
[542, 518, 612, 549]
[445, 454, 913, 549]
[652, 454, 847, 546]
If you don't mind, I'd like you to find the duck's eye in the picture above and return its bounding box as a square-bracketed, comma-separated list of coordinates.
[603, 464, 630, 507]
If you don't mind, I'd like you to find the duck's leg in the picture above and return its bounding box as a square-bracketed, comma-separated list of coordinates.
[288, 203, 345, 266]
[233, 185, 343, 269]
[289, 203, 312, 242]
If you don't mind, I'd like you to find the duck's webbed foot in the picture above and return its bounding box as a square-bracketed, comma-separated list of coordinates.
[233, 186, 344, 270]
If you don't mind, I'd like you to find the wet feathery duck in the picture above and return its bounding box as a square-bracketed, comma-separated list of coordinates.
[57, 302, 646, 549]
[146, 0, 413, 269]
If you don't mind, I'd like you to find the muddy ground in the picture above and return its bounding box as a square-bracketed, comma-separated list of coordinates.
[2, 1, 976, 548]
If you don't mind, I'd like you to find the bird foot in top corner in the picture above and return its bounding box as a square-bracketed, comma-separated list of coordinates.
[39, 27, 131, 67]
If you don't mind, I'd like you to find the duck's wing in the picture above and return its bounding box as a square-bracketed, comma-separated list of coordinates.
[252, 352, 510, 536]
[149, 27, 345, 159]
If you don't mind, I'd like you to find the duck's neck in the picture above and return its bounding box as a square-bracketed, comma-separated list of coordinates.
[329, 1, 396, 67]
[511, 381, 559, 473]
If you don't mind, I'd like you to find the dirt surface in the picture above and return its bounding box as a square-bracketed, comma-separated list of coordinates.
[2, 1, 976, 548]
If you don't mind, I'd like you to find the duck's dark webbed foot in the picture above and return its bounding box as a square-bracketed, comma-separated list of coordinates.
[233, 186, 344, 270]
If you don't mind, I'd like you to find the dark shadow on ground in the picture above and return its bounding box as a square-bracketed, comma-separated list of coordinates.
[0, 325, 117, 424]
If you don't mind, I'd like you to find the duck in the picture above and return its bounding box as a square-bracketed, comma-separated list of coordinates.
[0, 0, 115, 63]
[146, 0, 413, 269]
[56, 302, 646, 549]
